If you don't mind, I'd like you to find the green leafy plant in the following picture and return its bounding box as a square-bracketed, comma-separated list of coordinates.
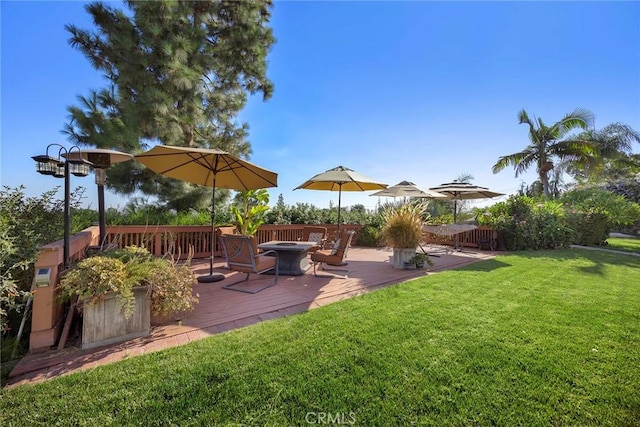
[476, 196, 576, 250]
[357, 224, 382, 247]
[106, 246, 198, 318]
[59, 246, 199, 320]
[560, 188, 640, 230]
[232, 189, 270, 235]
[380, 202, 428, 248]
[59, 256, 134, 317]
[477, 191, 640, 250]
[0, 223, 33, 333]
[409, 252, 433, 268]
[0, 185, 87, 334]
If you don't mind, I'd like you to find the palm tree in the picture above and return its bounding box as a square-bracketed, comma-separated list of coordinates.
[492, 108, 595, 196]
[567, 122, 640, 183]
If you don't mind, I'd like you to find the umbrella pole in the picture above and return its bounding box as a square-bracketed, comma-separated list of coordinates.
[334, 184, 348, 266]
[198, 173, 225, 283]
[337, 183, 342, 232]
[453, 197, 457, 223]
[210, 185, 215, 274]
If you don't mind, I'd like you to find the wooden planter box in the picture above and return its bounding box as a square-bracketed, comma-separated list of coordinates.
[82, 286, 150, 350]
[392, 248, 417, 269]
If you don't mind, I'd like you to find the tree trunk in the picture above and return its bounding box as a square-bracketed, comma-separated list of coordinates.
[539, 170, 551, 197]
[539, 161, 554, 197]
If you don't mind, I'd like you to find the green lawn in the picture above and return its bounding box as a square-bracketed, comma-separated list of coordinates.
[2, 249, 639, 426]
[605, 236, 640, 254]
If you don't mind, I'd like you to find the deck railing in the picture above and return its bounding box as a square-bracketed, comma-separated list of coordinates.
[103, 224, 364, 260]
[421, 225, 498, 249]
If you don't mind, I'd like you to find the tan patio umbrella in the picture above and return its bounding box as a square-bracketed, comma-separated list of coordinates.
[370, 180, 448, 200]
[135, 145, 278, 283]
[294, 165, 387, 229]
[428, 181, 504, 223]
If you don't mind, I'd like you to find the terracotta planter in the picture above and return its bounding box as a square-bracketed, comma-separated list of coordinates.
[81, 286, 150, 349]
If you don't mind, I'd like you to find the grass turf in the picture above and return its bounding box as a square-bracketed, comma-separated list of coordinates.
[2, 249, 639, 426]
[605, 236, 640, 254]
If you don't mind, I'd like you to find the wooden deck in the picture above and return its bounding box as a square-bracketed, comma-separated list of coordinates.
[8, 246, 496, 388]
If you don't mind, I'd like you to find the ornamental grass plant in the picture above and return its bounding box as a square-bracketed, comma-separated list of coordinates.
[379, 201, 428, 248]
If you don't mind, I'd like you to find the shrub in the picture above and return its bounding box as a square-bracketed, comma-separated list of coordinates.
[477, 196, 575, 250]
[357, 225, 382, 247]
[560, 188, 640, 231]
[143, 259, 199, 317]
[103, 246, 199, 317]
[102, 245, 154, 264]
[0, 223, 33, 333]
[0, 186, 86, 335]
[59, 246, 199, 320]
[567, 212, 609, 246]
[59, 256, 134, 317]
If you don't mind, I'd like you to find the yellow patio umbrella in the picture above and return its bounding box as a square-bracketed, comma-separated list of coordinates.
[294, 165, 387, 229]
[135, 145, 278, 283]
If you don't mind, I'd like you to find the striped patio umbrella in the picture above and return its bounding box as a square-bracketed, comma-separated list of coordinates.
[370, 180, 448, 200]
[428, 181, 503, 223]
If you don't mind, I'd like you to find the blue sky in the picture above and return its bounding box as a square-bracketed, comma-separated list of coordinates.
[2, 1, 639, 213]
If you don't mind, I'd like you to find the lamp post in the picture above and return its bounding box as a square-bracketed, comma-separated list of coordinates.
[62, 149, 133, 247]
[32, 144, 92, 268]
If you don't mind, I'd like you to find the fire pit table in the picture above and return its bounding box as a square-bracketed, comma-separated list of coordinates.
[256, 241, 317, 276]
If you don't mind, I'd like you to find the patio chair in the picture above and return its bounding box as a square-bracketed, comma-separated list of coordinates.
[301, 225, 328, 254]
[220, 234, 278, 294]
[214, 226, 237, 256]
[310, 230, 354, 278]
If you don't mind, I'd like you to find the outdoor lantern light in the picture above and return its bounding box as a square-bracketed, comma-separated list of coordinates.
[67, 157, 91, 177]
[53, 165, 66, 179]
[32, 144, 92, 268]
[31, 154, 61, 176]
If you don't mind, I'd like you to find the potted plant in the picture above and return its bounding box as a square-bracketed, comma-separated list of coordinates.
[380, 201, 428, 269]
[59, 252, 148, 349]
[409, 252, 433, 269]
[59, 246, 199, 348]
[100, 246, 199, 324]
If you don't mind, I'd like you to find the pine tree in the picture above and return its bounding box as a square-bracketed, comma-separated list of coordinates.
[63, 0, 275, 210]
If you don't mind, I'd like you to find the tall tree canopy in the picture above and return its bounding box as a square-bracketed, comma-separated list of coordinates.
[492, 108, 595, 197]
[568, 122, 640, 183]
[63, 0, 275, 211]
